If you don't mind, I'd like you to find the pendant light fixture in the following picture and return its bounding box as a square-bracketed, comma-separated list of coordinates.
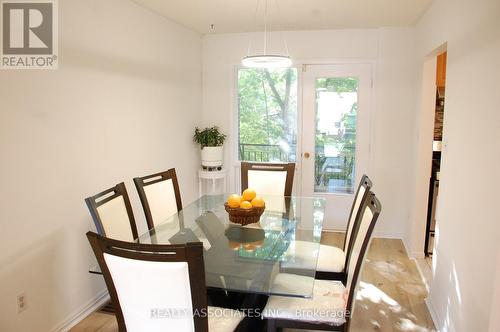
[242, 0, 291, 68]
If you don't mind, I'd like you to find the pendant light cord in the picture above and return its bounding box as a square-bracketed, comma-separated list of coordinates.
[274, 0, 290, 56]
[263, 0, 268, 55]
[246, 0, 290, 58]
[247, 0, 261, 56]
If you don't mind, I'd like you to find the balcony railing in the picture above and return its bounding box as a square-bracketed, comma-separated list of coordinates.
[315, 155, 355, 193]
[238, 143, 354, 193]
[239, 143, 295, 162]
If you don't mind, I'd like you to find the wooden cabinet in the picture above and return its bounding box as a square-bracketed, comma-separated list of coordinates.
[436, 52, 447, 87]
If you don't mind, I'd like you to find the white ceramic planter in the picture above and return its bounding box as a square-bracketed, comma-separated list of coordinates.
[201, 146, 224, 167]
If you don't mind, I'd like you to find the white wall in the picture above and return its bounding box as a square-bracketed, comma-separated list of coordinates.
[411, 0, 500, 330]
[0, 0, 201, 331]
[490, 250, 500, 332]
[201, 28, 416, 236]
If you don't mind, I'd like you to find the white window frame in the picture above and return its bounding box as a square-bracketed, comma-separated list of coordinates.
[229, 59, 376, 198]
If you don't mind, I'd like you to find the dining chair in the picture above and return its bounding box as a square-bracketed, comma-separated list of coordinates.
[134, 168, 182, 230]
[315, 174, 372, 280]
[85, 182, 139, 241]
[280, 175, 372, 283]
[263, 191, 381, 332]
[86, 232, 244, 332]
[241, 162, 295, 215]
[240, 162, 295, 196]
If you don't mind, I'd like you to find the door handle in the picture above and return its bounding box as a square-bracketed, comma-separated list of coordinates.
[303, 152, 310, 159]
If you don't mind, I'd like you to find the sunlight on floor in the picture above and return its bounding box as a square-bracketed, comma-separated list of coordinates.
[349, 238, 436, 332]
[397, 318, 434, 332]
[356, 281, 402, 311]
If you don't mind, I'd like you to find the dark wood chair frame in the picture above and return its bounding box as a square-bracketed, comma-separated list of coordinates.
[86, 232, 209, 332]
[85, 182, 139, 240]
[134, 168, 183, 230]
[266, 192, 382, 332]
[240, 162, 296, 196]
[315, 174, 373, 283]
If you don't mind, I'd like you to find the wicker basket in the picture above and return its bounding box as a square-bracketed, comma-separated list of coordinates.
[224, 203, 265, 226]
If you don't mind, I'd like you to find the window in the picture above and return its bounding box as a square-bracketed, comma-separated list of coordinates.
[237, 68, 298, 162]
[314, 77, 358, 194]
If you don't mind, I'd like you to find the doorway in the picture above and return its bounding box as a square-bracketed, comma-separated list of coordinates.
[424, 51, 447, 258]
[301, 64, 373, 229]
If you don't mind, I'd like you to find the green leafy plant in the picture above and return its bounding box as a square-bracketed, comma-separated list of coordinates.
[193, 126, 227, 149]
[315, 154, 327, 186]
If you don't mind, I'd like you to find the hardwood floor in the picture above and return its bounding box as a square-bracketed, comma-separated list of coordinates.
[347, 238, 435, 332]
[71, 233, 436, 332]
[71, 312, 118, 332]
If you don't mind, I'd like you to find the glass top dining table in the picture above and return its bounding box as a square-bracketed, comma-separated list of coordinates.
[94, 194, 326, 298]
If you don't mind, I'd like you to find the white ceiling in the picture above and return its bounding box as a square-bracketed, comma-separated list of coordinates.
[131, 0, 433, 34]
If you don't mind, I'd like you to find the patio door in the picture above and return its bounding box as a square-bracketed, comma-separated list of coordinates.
[301, 64, 372, 230]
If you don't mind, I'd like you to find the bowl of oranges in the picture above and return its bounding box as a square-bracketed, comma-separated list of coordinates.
[224, 189, 266, 226]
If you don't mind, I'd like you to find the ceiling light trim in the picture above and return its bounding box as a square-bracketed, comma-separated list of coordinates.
[242, 55, 292, 68]
[242, 0, 291, 68]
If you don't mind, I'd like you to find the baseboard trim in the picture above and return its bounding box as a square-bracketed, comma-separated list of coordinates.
[413, 258, 430, 292]
[409, 254, 439, 331]
[372, 231, 404, 239]
[425, 297, 442, 332]
[51, 289, 109, 332]
[402, 236, 425, 259]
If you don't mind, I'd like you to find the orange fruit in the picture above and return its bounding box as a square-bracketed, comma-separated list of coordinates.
[228, 241, 241, 251]
[243, 243, 256, 251]
[251, 196, 265, 208]
[239, 201, 253, 209]
[227, 194, 242, 208]
[242, 188, 257, 201]
[253, 239, 264, 248]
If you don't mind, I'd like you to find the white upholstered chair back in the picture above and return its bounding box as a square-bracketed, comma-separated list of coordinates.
[87, 233, 208, 332]
[344, 175, 372, 252]
[143, 178, 178, 226]
[96, 196, 135, 242]
[248, 170, 288, 212]
[248, 170, 287, 196]
[344, 192, 381, 312]
[241, 162, 295, 196]
[104, 254, 194, 332]
[85, 182, 138, 242]
[134, 169, 183, 230]
[241, 163, 295, 212]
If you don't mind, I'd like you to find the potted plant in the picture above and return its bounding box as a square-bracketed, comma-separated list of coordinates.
[193, 126, 227, 169]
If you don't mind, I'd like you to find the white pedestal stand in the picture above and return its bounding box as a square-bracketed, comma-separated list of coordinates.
[198, 168, 227, 197]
